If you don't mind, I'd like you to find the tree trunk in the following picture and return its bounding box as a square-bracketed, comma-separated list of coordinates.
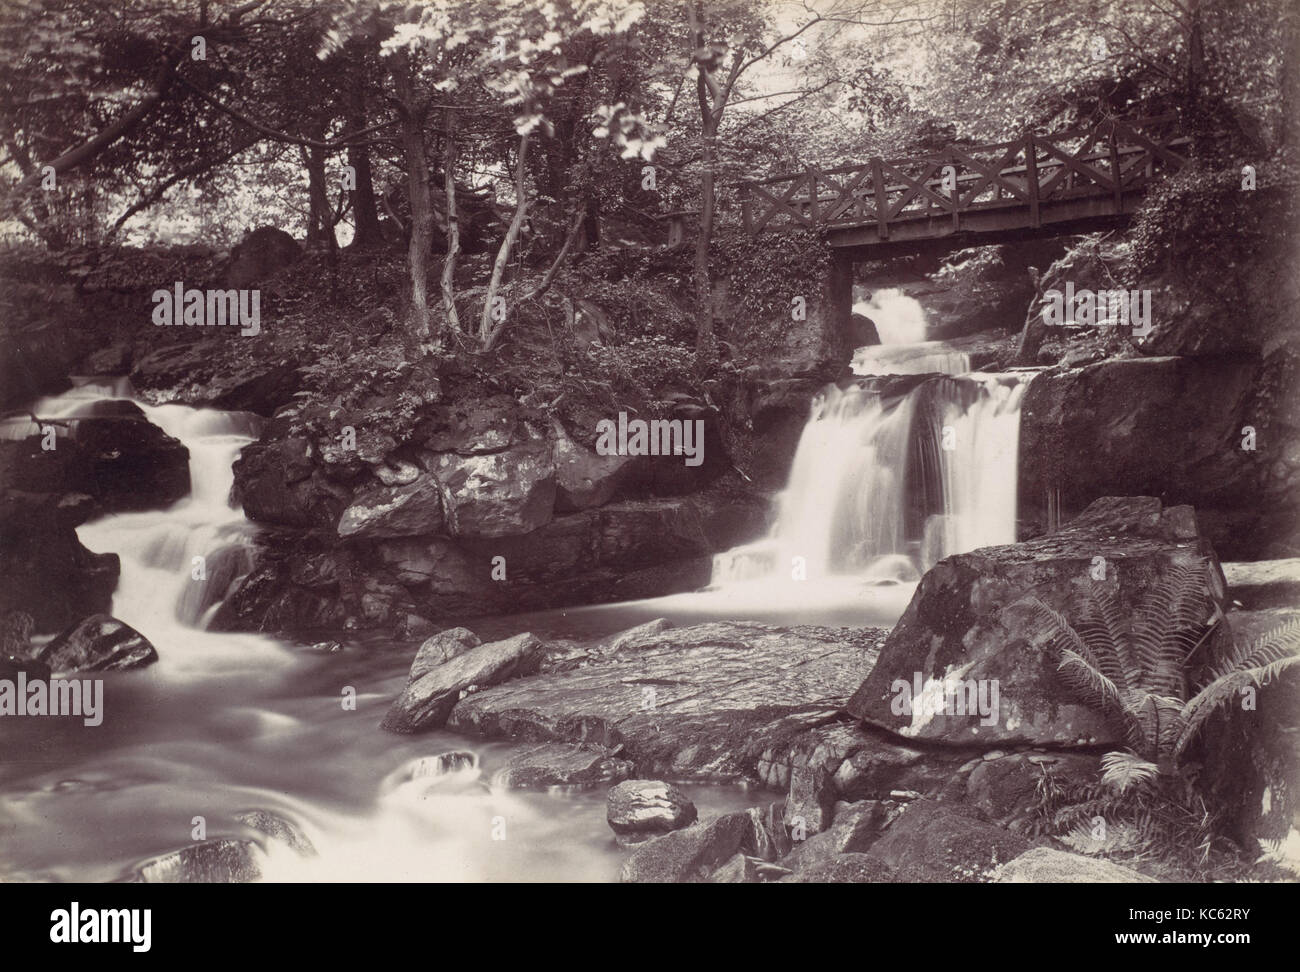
[694, 121, 717, 358]
[479, 135, 530, 349]
[440, 107, 461, 338]
[392, 55, 435, 347]
[347, 94, 383, 246]
[304, 143, 334, 247]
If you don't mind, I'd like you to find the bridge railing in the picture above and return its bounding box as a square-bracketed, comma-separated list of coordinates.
[738, 115, 1189, 238]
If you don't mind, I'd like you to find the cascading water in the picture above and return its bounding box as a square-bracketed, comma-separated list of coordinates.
[1, 378, 754, 883]
[713, 289, 1032, 592]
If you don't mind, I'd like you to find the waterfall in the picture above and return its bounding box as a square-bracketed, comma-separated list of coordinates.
[711, 372, 1031, 587]
[23, 378, 286, 676]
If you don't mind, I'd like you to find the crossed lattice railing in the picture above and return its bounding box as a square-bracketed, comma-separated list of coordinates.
[738, 114, 1190, 238]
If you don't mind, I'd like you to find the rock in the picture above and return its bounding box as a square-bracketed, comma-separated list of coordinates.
[135, 839, 261, 883]
[381, 632, 545, 733]
[782, 852, 897, 883]
[233, 436, 350, 528]
[0, 491, 119, 634]
[849, 312, 881, 346]
[37, 614, 158, 673]
[996, 847, 1158, 883]
[336, 475, 444, 538]
[1019, 354, 1299, 561]
[619, 811, 763, 883]
[496, 744, 634, 789]
[785, 762, 836, 835]
[448, 622, 883, 782]
[0, 408, 190, 512]
[82, 342, 133, 375]
[963, 753, 1099, 830]
[847, 496, 1228, 746]
[552, 421, 634, 511]
[236, 810, 316, 857]
[406, 751, 478, 779]
[226, 226, 301, 289]
[417, 396, 523, 454]
[710, 853, 761, 883]
[607, 780, 698, 839]
[407, 628, 482, 682]
[375, 538, 482, 592]
[0, 654, 51, 681]
[431, 439, 555, 538]
[865, 799, 1032, 882]
[603, 618, 672, 652]
[1224, 559, 1300, 609]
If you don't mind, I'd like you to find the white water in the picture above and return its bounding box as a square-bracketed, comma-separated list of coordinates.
[0, 380, 758, 883]
[713, 287, 1030, 589]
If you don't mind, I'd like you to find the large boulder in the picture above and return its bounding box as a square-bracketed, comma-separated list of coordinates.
[225, 226, 300, 289]
[1019, 354, 1300, 560]
[232, 435, 350, 529]
[847, 496, 1228, 747]
[0, 491, 119, 634]
[381, 632, 545, 732]
[0, 406, 190, 512]
[430, 438, 555, 538]
[38, 614, 158, 673]
[336, 475, 444, 538]
[864, 799, 1032, 882]
[135, 839, 261, 883]
[996, 847, 1157, 883]
[552, 421, 634, 511]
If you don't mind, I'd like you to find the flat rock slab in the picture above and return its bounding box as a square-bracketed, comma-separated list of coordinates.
[494, 743, 634, 789]
[446, 621, 885, 782]
[996, 847, 1158, 883]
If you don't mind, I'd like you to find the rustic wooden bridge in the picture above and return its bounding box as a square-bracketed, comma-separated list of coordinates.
[738, 115, 1189, 256]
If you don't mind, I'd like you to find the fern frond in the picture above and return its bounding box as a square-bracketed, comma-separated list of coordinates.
[1124, 692, 1185, 761]
[1131, 559, 1211, 698]
[1074, 587, 1131, 694]
[1205, 617, 1300, 685]
[1100, 750, 1159, 793]
[1058, 648, 1128, 715]
[1175, 624, 1300, 760]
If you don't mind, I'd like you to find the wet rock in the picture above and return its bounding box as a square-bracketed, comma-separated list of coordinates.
[785, 763, 836, 835]
[336, 475, 444, 538]
[0, 407, 189, 512]
[381, 632, 545, 733]
[847, 496, 1228, 746]
[135, 838, 261, 883]
[496, 743, 634, 789]
[0, 491, 118, 634]
[996, 847, 1158, 883]
[430, 438, 555, 538]
[0, 654, 51, 681]
[233, 436, 350, 528]
[375, 538, 482, 592]
[448, 622, 883, 782]
[37, 614, 158, 673]
[607, 780, 698, 840]
[865, 799, 1032, 882]
[407, 628, 482, 682]
[408, 751, 478, 779]
[236, 810, 316, 857]
[619, 811, 763, 883]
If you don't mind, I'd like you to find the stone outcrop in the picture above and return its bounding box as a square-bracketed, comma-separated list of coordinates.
[38, 614, 158, 673]
[847, 496, 1227, 746]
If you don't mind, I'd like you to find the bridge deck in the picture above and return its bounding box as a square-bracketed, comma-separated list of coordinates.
[738, 115, 1188, 255]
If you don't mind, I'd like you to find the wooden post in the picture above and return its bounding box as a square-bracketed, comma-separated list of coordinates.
[1025, 133, 1040, 228]
[872, 158, 889, 240]
[807, 168, 818, 228]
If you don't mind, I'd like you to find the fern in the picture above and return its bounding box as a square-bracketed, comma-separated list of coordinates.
[1100, 751, 1160, 793]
